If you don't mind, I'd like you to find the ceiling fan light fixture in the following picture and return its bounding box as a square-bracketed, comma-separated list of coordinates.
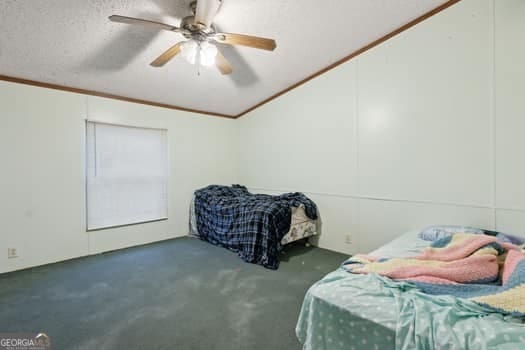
[199, 42, 218, 67]
[180, 40, 217, 67]
[180, 40, 199, 65]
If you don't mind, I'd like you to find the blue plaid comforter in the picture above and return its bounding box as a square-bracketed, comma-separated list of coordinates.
[193, 185, 318, 269]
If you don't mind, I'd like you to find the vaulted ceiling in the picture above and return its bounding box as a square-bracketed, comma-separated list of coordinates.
[0, 0, 453, 117]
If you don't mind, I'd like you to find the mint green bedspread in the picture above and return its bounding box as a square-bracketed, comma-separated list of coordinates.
[296, 269, 525, 350]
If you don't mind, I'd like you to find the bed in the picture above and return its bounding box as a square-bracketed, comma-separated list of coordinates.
[189, 185, 318, 269]
[296, 230, 525, 350]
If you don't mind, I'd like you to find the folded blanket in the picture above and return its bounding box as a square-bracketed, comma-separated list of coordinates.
[343, 233, 525, 317]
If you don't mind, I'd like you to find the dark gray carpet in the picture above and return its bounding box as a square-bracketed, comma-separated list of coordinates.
[0, 237, 346, 350]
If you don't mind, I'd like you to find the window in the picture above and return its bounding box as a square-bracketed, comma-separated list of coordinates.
[86, 121, 168, 231]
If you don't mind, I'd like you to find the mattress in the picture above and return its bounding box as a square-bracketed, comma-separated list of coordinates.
[296, 231, 525, 350]
[280, 204, 318, 245]
[189, 196, 317, 245]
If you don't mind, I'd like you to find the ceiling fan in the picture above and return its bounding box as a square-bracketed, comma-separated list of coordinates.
[109, 0, 277, 75]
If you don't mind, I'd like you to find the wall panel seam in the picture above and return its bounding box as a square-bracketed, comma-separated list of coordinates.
[251, 187, 525, 215]
[354, 59, 361, 237]
[490, 0, 498, 229]
[248, 187, 495, 210]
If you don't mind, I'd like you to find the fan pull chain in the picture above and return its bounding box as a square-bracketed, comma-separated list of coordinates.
[196, 43, 202, 76]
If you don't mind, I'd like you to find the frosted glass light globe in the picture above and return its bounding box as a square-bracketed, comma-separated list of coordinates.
[180, 40, 198, 65]
[199, 42, 218, 67]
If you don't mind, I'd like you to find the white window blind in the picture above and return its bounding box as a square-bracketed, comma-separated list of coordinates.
[86, 121, 168, 230]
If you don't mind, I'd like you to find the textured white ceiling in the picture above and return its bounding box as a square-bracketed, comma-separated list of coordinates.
[0, 0, 450, 116]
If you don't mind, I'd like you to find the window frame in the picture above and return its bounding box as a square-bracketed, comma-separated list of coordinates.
[84, 120, 169, 232]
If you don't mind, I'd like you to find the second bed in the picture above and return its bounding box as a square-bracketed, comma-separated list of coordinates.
[296, 231, 525, 350]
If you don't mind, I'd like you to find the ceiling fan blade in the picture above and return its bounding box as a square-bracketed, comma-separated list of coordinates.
[214, 33, 276, 51]
[215, 50, 233, 75]
[194, 0, 221, 28]
[109, 15, 183, 33]
[150, 42, 184, 67]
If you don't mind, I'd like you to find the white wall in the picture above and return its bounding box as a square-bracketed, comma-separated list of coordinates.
[238, 0, 525, 255]
[494, 0, 525, 236]
[0, 82, 238, 273]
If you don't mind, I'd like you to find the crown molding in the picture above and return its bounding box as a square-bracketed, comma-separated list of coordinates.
[0, 74, 236, 119]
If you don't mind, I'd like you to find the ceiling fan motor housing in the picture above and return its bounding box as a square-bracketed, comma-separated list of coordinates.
[180, 15, 216, 41]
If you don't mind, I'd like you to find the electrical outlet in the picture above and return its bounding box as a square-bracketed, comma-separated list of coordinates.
[345, 234, 352, 244]
[8, 248, 18, 259]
